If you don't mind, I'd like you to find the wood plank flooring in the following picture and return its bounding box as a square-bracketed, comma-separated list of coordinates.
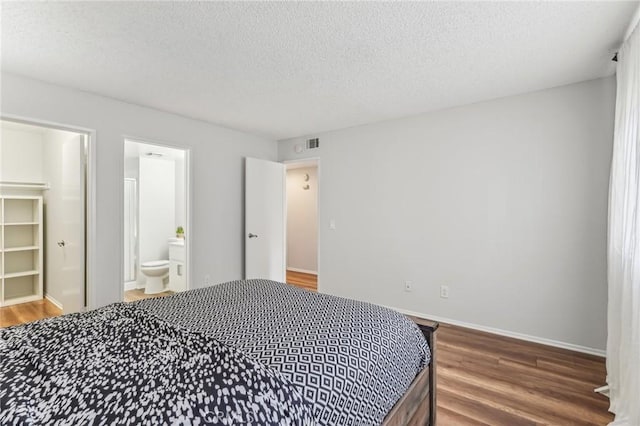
[437, 323, 612, 425]
[123, 288, 174, 302]
[0, 298, 61, 328]
[286, 270, 318, 291]
[0, 290, 175, 327]
[0, 287, 612, 425]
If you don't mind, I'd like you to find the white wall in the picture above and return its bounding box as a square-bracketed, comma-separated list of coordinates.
[286, 167, 318, 273]
[279, 77, 615, 352]
[0, 125, 44, 182]
[1, 72, 277, 309]
[124, 157, 139, 180]
[139, 156, 175, 267]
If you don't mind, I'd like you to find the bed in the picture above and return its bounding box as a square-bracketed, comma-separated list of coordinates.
[1, 279, 438, 425]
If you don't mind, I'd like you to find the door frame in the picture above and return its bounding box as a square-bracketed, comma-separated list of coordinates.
[282, 157, 321, 292]
[121, 136, 192, 301]
[1, 114, 97, 311]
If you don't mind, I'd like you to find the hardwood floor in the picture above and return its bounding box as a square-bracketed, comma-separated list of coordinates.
[0, 290, 174, 327]
[286, 270, 317, 291]
[123, 288, 174, 302]
[437, 323, 612, 425]
[0, 298, 61, 328]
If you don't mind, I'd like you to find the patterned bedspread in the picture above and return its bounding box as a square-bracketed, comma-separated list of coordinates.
[0, 303, 315, 425]
[137, 279, 431, 425]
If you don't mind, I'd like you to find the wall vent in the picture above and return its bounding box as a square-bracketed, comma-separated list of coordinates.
[306, 138, 320, 149]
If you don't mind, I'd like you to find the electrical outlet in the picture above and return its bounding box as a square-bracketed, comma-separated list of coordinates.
[440, 285, 449, 299]
[404, 281, 413, 292]
[204, 274, 211, 285]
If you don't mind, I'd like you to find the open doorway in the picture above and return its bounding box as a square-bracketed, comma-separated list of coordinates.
[0, 119, 90, 327]
[285, 160, 319, 292]
[123, 139, 189, 302]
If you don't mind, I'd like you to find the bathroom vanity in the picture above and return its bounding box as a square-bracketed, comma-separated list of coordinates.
[169, 240, 186, 292]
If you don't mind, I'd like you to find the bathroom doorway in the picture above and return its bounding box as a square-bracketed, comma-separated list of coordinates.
[0, 118, 92, 326]
[284, 159, 319, 292]
[123, 139, 190, 301]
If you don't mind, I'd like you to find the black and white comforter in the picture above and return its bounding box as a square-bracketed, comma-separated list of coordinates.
[0, 303, 315, 425]
[137, 279, 431, 425]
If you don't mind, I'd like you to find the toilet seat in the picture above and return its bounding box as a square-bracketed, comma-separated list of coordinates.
[142, 260, 169, 268]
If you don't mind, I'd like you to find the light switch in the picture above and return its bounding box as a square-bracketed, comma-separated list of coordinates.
[329, 219, 336, 230]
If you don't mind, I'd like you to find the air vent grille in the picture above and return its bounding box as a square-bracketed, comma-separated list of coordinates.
[306, 138, 320, 149]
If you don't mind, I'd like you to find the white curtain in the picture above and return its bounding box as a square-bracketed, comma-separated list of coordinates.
[607, 22, 640, 426]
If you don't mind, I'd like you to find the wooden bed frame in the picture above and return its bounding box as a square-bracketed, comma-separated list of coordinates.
[382, 316, 439, 426]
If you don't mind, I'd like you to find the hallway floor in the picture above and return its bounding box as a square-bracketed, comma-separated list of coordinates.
[286, 270, 317, 292]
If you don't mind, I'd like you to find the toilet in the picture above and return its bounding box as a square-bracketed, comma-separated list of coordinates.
[141, 260, 170, 294]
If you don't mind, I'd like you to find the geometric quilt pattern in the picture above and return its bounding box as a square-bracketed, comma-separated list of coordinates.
[137, 279, 431, 425]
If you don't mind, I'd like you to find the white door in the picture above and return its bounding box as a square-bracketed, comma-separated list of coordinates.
[44, 132, 85, 314]
[245, 157, 285, 281]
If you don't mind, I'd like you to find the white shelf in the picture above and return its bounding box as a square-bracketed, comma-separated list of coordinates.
[2, 294, 42, 307]
[0, 182, 49, 190]
[2, 270, 39, 279]
[1, 195, 44, 306]
[2, 246, 39, 253]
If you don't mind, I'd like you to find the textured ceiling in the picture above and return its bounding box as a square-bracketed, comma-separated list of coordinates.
[1, 1, 637, 140]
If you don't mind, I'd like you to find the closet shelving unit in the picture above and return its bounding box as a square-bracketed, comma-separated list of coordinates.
[0, 195, 44, 306]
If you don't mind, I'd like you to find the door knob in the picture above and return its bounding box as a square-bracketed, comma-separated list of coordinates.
[248, 233, 258, 239]
[57, 240, 66, 247]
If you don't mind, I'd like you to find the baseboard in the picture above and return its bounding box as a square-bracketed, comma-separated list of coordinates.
[124, 281, 143, 291]
[386, 305, 606, 357]
[287, 267, 318, 275]
[45, 294, 63, 310]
